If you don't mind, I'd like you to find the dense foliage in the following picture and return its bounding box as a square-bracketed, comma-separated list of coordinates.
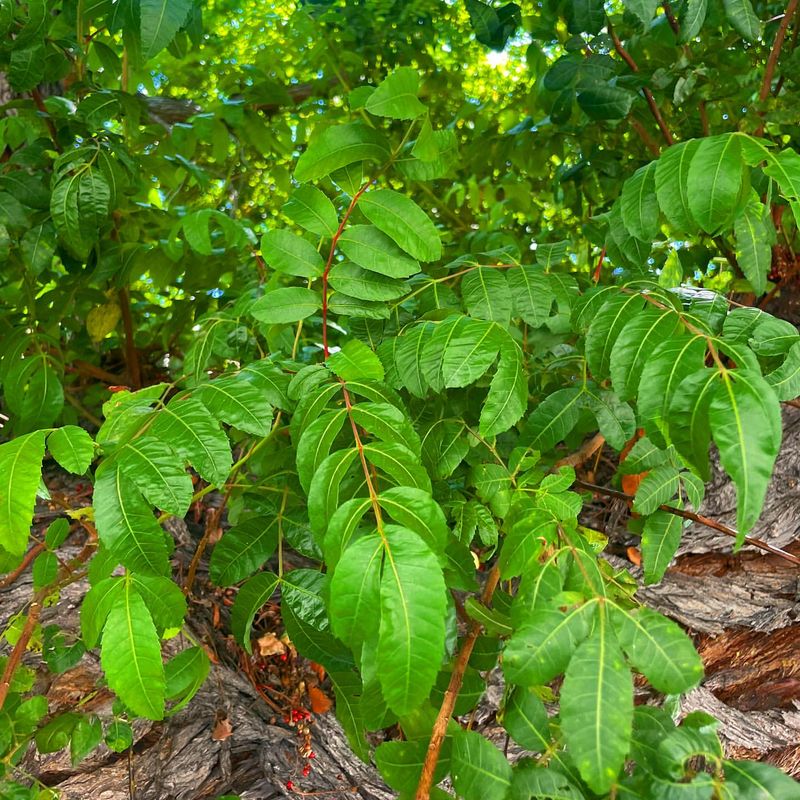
[1, 0, 800, 798]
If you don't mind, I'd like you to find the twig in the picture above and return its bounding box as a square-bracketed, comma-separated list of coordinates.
[415, 565, 501, 800]
[30, 88, 61, 153]
[0, 543, 46, 589]
[760, 0, 799, 102]
[631, 118, 661, 157]
[662, 1, 681, 36]
[555, 433, 606, 468]
[608, 22, 675, 147]
[574, 479, 800, 566]
[0, 599, 42, 709]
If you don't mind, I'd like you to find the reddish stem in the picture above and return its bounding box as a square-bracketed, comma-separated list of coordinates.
[321, 182, 372, 359]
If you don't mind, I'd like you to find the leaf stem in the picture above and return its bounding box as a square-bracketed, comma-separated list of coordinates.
[574, 478, 800, 566]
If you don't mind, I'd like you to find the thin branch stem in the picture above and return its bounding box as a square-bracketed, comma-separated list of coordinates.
[415, 565, 501, 800]
[574, 479, 800, 566]
[608, 22, 674, 147]
[760, 0, 799, 103]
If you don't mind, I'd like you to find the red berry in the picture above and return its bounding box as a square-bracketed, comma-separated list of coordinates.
[302, 765, 311, 776]
[286, 780, 294, 791]
[309, 751, 316, 759]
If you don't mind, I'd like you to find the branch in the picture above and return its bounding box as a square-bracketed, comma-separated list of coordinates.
[118, 288, 141, 389]
[415, 565, 501, 800]
[0, 543, 45, 589]
[662, 1, 681, 36]
[759, 0, 800, 102]
[608, 22, 675, 147]
[574, 479, 800, 566]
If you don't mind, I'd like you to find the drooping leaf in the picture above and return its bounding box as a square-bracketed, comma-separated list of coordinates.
[723, 760, 800, 799]
[522, 388, 583, 452]
[508, 265, 554, 327]
[686, 134, 745, 234]
[480, 336, 527, 437]
[679, 0, 708, 41]
[502, 688, 549, 752]
[93, 465, 170, 576]
[641, 509, 684, 584]
[722, 0, 761, 40]
[462, 268, 512, 324]
[377, 526, 447, 714]
[196, 375, 274, 436]
[100, 580, 165, 720]
[338, 225, 421, 278]
[734, 198, 773, 296]
[709, 370, 781, 538]
[632, 466, 681, 514]
[560, 611, 633, 794]
[0, 431, 46, 557]
[260, 229, 324, 278]
[621, 162, 659, 241]
[230, 571, 280, 653]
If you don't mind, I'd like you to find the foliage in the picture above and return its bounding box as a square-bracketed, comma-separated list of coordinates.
[1, 0, 800, 798]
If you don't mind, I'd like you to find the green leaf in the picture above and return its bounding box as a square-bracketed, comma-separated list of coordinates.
[764, 148, 800, 226]
[209, 517, 279, 586]
[621, 162, 659, 241]
[687, 134, 744, 234]
[104, 720, 133, 753]
[503, 688, 549, 752]
[0, 431, 46, 557]
[610, 605, 704, 694]
[480, 336, 527, 437]
[9, 44, 46, 92]
[451, 729, 513, 800]
[329, 263, 407, 301]
[734, 198, 772, 296]
[295, 123, 390, 183]
[723, 760, 800, 799]
[283, 185, 338, 238]
[462, 268, 512, 324]
[632, 466, 681, 514]
[328, 669, 371, 762]
[364, 441, 430, 491]
[81, 577, 124, 648]
[585, 293, 646, 381]
[261, 229, 324, 278]
[610, 310, 681, 400]
[365, 67, 426, 119]
[350, 403, 422, 456]
[641, 509, 684, 584]
[251, 287, 322, 325]
[655, 141, 702, 235]
[580, 386, 636, 451]
[47, 426, 94, 474]
[359, 189, 442, 262]
[577, 84, 634, 121]
[499, 509, 556, 579]
[378, 487, 448, 554]
[668, 368, 719, 480]
[70, 715, 102, 764]
[308, 447, 359, 538]
[116, 436, 192, 517]
[327, 339, 383, 381]
[679, 0, 708, 41]
[100, 579, 165, 720]
[765, 340, 800, 400]
[130, 574, 187, 634]
[503, 604, 594, 686]
[378, 526, 447, 714]
[439, 317, 503, 389]
[165, 646, 210, 713]
[196, 375, 273, 436]
[637, 335, 707, 448]
[723, 0, 761, 40]
[508, 265, 554, 326]
[230, 571, 280, 652]
[709, 371, 781, 537]
[93, 465, 170, 576]
[338, 225, 421, 278]
[560, 611, 633, 794]
[329, 534, 383, 650]
[522, 387, 583, 452]
[151, 395, 232, 486]
[296, 408, 348, 493]
[140, 0, 192, 58]
[509, 764, 585, 800]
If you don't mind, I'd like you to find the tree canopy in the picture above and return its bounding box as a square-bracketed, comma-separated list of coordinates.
[1, 0, 800, 798]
